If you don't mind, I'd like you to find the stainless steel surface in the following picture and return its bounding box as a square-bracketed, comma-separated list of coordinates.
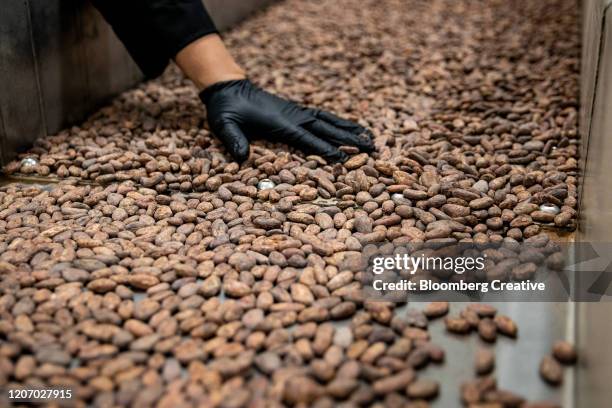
[577, 1, 612, 406]
[0, 0, 47, 164]
[204, 0, 277, 30]
[0, 0, 142, 165]
[0, 0, 277, 165]
[579, 0, 611, 157]
[30, 1, 142, 133]
[576, 303, 612, 407]
[402, 302, 572, 406]
[580, 2, 612, 241]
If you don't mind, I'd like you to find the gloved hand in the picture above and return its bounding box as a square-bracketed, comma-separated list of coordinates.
[200, 79, 375, 163]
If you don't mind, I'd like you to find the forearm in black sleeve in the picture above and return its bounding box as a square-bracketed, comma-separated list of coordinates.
[91, 0, 218, 78]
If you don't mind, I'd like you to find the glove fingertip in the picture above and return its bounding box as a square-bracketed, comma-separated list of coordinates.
[358, 131, 376, 152]
[327, 150, 348, 164]
[230, 142, 251, 163]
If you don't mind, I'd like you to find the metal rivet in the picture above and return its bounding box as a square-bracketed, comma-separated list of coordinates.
[539, 203, 560, 215]
[257, 179, 276, 190]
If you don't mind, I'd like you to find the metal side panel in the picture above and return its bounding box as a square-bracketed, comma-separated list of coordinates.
[575, 303, 612, 407]
[80, 4, 143, 116]
[0, 0, 46, 163]
[579, 6, 612, 242]
[580, 0, 608, 143]
[204, 0, 277, 30]
[576, 3, 612, 407]
[28, 0, 91, 132]
[0, 0, 277, 165]
[579, 0, 612, 212]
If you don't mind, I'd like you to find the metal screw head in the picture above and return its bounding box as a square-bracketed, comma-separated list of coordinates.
[539, 203, 560, 215]
[257, 179, 276, 190]
[20, 157, 38, 168]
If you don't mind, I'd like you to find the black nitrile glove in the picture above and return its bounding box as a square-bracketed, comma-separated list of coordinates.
[199, 79, 375, 163]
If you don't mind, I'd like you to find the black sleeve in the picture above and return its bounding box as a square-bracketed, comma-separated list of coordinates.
[91, 0, 218, 78]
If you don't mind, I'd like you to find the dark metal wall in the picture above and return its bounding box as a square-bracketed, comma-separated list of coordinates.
[0, 0, 276, 164]
[576, 1, 612, 407]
